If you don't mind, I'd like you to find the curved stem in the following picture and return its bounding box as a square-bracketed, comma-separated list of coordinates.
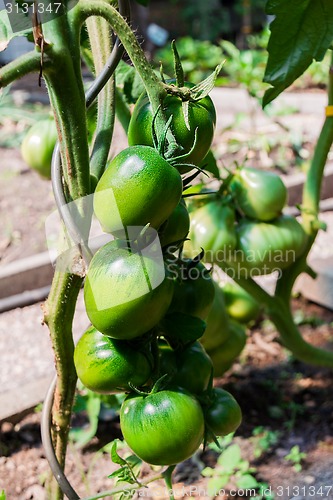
[82, 474, 164, 500]
[0, 50, 43, 87]
[268, 299, 333, 367]
[74, 0, 167, 116]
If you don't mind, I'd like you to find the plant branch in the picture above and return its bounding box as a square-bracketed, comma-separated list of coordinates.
[0, 50, 43, 87]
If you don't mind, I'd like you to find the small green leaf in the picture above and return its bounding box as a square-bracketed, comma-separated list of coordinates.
[172, 40, 184, 87]
[217, 444, 242, 472]
[161, 313, 206, 345]
[207, 475, 230, 495]
[111, 441, 127, 466]
[263, 0, 333, 106]
[236, 473, 259, 489]
[0, 490, 6, 500]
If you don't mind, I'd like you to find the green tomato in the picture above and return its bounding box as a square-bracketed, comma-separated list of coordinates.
[230, 166, 288, 221]
[74, 326, 152, 393]
[120, 388, 205, 465]
[84, 239, 174, 339]
[204, 388, 242, 436]
[94, 146, 183, 240]
[127, 82, 216, 172]
[200, 280, 230, 352]
[231, 215, 307, 276]
[207, 321, 246, 377]
[159, 341, 213, 395]
[222, 282, 260, 324]
[185, 200, 237, 263]
[159, 199, 190, 249]
[169, 261, 215, 320]
[21, 117, 58, 179]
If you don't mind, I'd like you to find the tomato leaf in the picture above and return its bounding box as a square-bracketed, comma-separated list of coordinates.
[161, 312, 206, 345]
[111, 441, 127, 467]
[0, 10, 32, 52]
[190, 61, 224, 101]
[263, 0, 333, 106]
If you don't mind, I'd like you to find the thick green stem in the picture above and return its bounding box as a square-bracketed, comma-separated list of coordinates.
[86, 16, 115, 187]
[42, 271, 83, 499]
[275, 51, 333, 299]
[220, 267, 333, 367]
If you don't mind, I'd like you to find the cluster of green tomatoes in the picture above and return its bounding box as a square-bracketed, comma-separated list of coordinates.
[73, 84, 247, 466]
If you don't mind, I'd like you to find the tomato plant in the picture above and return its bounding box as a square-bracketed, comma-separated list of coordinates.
[222, 281, 260, 324]
[120, 388, 205, 465]
[2, 1, 333, 497]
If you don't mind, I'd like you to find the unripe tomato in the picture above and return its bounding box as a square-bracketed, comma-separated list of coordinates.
[159, 341, 213, 394]
[200, 280, 230, 352]
[84, 239, 174, 339]
[207, 321, 246, 377]
[128, 82, 216, 172]
[222, 282, 260, 324]
[204, 388, 242, 436]
[230, 166, 288, 221]
[169, 261, 215, 320]
[159, 199, 190, 249]
[185, 200, 237, 263]
[21, 117, 58, 179]
[94, 146, 182, 240]
[231, 215, 307, 276]
[120, 388, 205, 465]
[74, 326, 152, 393]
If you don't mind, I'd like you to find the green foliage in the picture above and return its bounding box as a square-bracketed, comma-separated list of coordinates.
[251, 426, 280, 458]
[263, 0, 333, 106]
[284, 445, 307, 472]
[109, 440, 143, 499]
[202, 439, 274, 498]
[0, 490, 6, 500]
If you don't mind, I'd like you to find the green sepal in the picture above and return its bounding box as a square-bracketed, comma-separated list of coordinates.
[189, 61, 224, 102]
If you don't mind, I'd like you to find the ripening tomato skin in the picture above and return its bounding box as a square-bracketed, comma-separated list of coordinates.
[231, 215, 307, 275]
[159, 341, 213, 394]
[159, 199, 190, 249]
[206, 321, 247, 377]
[84, 239, 174, 339]
[74, 326, 152, 393]
[200, 281, 230, 352]
[127, 82, 216, 172]
[222, 281, 260, 323]
[204, 388, 242, 436]
[21, 118, 58, 179]
[120, 388, 205, 465]
[230, 166, 288, 221]
[94, 146, 183, 239]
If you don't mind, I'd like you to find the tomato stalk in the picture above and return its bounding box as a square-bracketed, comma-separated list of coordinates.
[73, 0, 180, 153]
[85, 16, 116, 188]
